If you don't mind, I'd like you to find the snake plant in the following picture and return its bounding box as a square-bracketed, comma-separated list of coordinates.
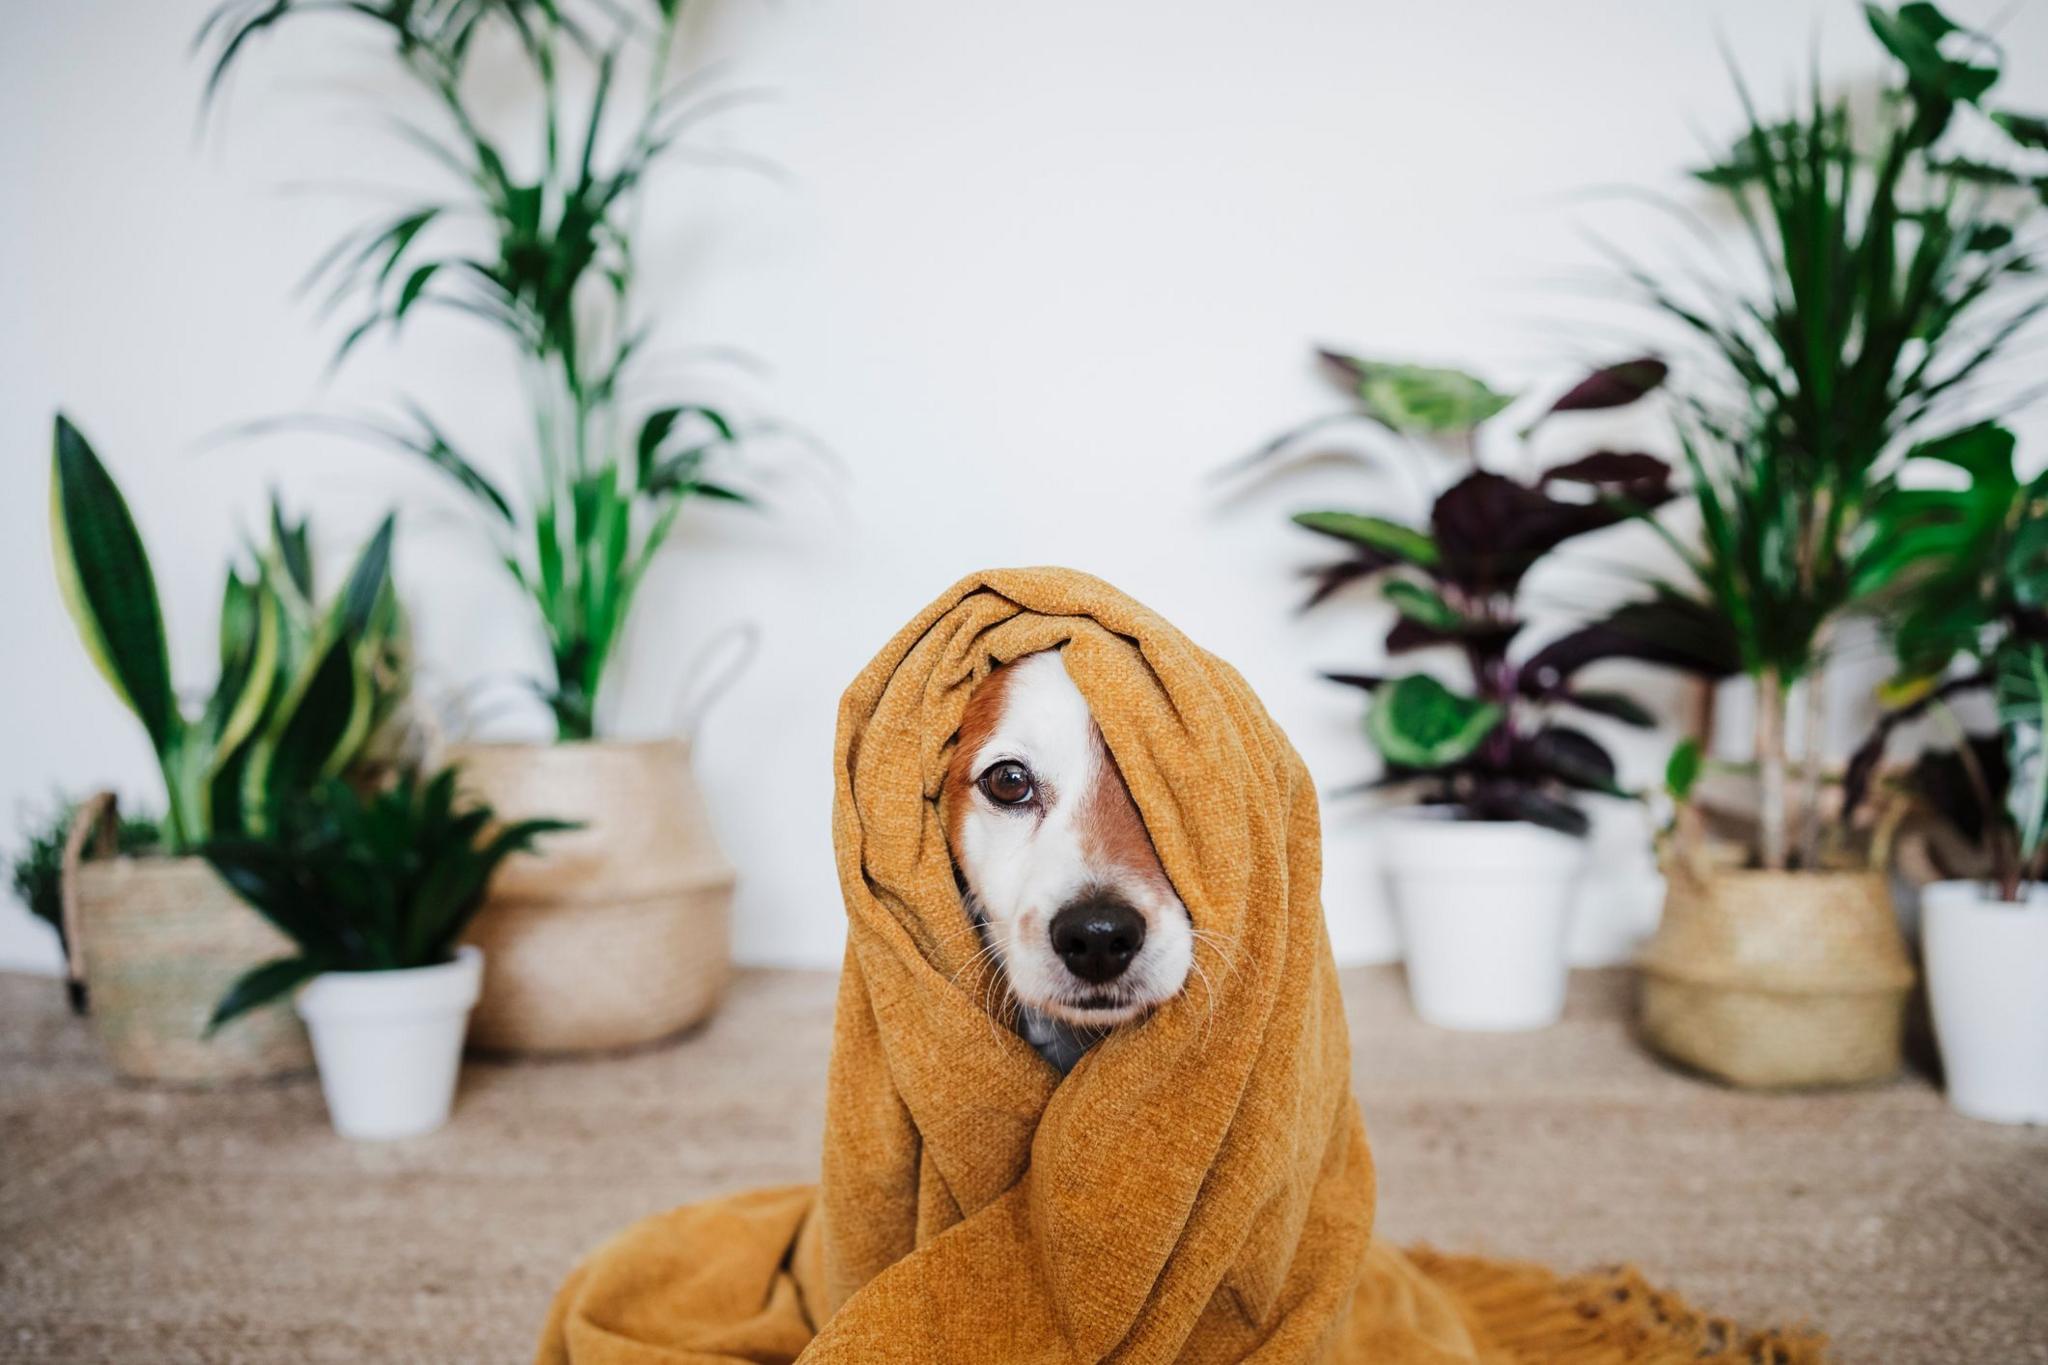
[200, 0, 758, 740]
[205, 767, 572, 1029]
[49, 414, 410, 853]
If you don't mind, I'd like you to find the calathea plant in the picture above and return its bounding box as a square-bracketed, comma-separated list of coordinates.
[1576, 1, 2048, 872]
[201, 0, 764, 740]
[1841, 424, 2048, 900]
[204, 767, 572, 1029]
[1256, 351, 1706, 835]
[50, 415, 409, 851]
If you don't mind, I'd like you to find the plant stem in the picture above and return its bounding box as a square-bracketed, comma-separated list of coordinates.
[1757, 668, 1789, 871]
[1796, 657, 1826, 871]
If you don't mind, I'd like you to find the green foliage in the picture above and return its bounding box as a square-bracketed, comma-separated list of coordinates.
[204, 768, 573, 1030]
[8, 797, 159, 1009]
[1620, 1, 2046, 687]
[49, 415, 409, 852]
[1365, 675, 1503, 770]
[1582, 2, 2047, 870]
[1995, 641, 2048, 871]
[1291, 511, 1440, 567]
[199, 1, 758, 740]
[1316, 352, 1516, 435]
[1271, 354, 1673, 836]
[1664, 739, 1704, 803]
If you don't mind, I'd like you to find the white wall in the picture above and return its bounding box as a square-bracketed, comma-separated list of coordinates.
[6, 0, 2046, 972]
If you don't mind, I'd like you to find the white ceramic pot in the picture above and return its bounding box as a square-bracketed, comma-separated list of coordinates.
[296, 947, 484, 1141]
[1921, 881, 2048, 1125]
[1380, 815, 1587, 1031]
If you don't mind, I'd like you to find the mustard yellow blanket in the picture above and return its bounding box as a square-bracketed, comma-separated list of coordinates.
[536, 568, 1824, 1364]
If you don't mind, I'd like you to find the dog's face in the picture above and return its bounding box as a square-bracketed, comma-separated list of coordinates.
[945, 650, 1193, 1029]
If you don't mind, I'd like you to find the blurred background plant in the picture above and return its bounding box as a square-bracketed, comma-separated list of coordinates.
[1246, 351, 1725, 835]
[1583, 1, 2048, 872]
[203, 766, 571, 1030]
[1844, 422, 2048, 899]
[6, 797, 160, 1012]
[200, 0, 771, 740]
[51, 415, 411, 852]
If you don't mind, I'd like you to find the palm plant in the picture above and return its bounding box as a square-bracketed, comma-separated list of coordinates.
[1257, 351, 1715, 834]
[50, 415, 410, 852]
[1573, 1, 2048, 870]
[200, 0, 759, 739]
[204, 767, 572, 1029]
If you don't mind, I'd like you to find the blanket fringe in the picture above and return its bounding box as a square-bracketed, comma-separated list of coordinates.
[1408, 1249, 1829, 1365]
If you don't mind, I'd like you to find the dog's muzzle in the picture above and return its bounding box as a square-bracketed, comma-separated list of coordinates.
[1048, 892, 1146, 984]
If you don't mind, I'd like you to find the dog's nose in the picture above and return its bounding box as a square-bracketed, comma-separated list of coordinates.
[1049, 897, 1146, 984]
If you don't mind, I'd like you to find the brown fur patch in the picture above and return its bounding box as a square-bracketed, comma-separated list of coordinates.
[1079, 727, 1172, 895]
[945, 660, 1019, 854]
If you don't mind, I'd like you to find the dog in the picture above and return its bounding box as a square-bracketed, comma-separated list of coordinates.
[945, 649, 1194, 1071]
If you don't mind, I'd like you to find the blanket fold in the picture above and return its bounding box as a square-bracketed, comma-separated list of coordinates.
[536, 567, 1825, 1365]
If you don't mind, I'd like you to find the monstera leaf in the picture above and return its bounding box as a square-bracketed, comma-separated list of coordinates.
[1866, 2, 1999, 110]
[1365, 675, 1503, 770]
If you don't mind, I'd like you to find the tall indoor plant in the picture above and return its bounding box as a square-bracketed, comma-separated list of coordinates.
[1568, 2, 2048, 1086]
[1846, 423, 2048, 1121]
[1254, 351, 1687, 1029]
[50, 415, 409, 1081]
[200, 0, 744, 1051]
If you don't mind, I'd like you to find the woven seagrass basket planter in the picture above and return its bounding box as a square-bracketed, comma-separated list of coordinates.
[62, 795, 314, 1085]
[450, 738, 735, 1054]
[1639, 863, 1914, 1090]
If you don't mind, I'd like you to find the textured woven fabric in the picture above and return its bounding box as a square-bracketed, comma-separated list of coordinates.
[535, 568, 1826, 1364]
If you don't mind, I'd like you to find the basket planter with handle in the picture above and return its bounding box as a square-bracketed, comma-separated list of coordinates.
[449, 738, 735, 1053]
[1639, 860, 1914, 1089]
[62, 793, 313, 1085]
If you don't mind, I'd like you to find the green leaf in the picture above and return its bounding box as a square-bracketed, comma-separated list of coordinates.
[1865, 2, 1998, 106]
[206, 955, 326, 1035]
[1994, 110, 2048, 151]
[1665, 738, 1704, 802]
[1996, 641, 2048, 862]
[1561, 689, 1657, 728]
[1906, 422, 2018, 488]
[1382, 580, 1464, 631]
[241, 631, 362, 832]
[334, 514, 397, 639]
[1364, 674, 1503, 770]
[1324, 354, 1515, 434]
[270, 498, 315, 600]
[49, 415, 179, 753]
[1291, 511, 1439, 567]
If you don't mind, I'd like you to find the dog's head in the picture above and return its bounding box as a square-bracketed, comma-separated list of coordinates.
[944, 649, 1193, 1029]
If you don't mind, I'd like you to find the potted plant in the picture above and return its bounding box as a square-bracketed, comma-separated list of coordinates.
[7, 796, 158, 1013]
[1565, 2, 2047, 1087]
[50, 415, 411, 1083]
[201, 0, 747, 1051]
[205, 769, 569, 1139]
[1253, 350, 1686, 1030]
[1844, 423, 2048, 1121]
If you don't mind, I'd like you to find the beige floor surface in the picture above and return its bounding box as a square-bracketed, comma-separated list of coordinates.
[3, 966, 2044, 1364]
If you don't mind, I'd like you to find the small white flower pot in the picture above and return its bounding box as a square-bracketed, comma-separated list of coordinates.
[1921, 881, 2048, 1125]
[296, 946, 484, 1141]
[1380, 815, 1587, 1031]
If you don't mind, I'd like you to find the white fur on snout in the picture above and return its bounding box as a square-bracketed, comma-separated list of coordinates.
[954, 652, 1193, 1028]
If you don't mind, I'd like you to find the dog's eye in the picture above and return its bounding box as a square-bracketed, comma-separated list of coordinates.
[980, 761, 1035, 807]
